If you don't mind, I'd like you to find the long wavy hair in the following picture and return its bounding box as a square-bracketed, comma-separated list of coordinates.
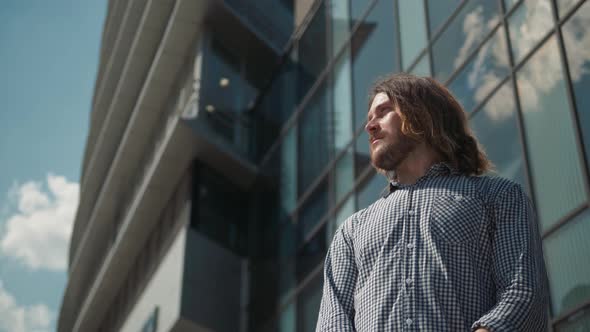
[368, 73, 492, 176]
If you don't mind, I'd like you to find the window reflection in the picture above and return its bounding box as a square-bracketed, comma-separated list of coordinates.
[558, 0, 583, 18]
[335, 146, 355, 203]
[409, 53, 431, 77]
[299, 181, 328, 243]
[278, 219, 297, 303]
[562, 1, 590, 177]
[351, 0, 398, 131]
[448, 27, 510, 113]
[333, 51, 354, 154]
[331, 0, 351, 56]
[296, 225, 326, 283]
[357, 171, 387, 210]
[399, 0, 428, 70]
[432, 0, 500, 82]
[298, 2, 327, 100]
[470, 83, 527, 189]
[279, 301, 296, 332]
[297, 273, 323, 332]
[427, 0, 462, 36]
[544, 209, 590, 316]
[298, 82, 330, 196]
[555, 305, 590, 331]
[508, 0, 554, 64]
[516, 36, 587, 231]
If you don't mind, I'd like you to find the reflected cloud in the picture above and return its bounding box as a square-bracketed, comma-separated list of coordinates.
[455, 6, 499, 69]
[561, 2, 590, 83]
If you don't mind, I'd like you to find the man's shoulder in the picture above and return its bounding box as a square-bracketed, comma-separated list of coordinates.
[462, 174, 526, 203]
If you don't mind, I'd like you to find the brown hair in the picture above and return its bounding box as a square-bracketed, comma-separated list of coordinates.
[368, 73, 492, 176]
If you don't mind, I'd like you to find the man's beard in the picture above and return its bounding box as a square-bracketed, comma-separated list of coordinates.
[370, 133, 416, 172]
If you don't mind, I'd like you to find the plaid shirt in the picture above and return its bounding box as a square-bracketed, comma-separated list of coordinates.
[316, 163, 548, 331]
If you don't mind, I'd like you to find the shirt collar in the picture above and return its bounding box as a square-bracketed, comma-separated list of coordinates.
[383, 162, 458, 198]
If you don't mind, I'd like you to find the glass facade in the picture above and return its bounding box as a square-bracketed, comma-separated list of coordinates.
[191, 0, 590, 330]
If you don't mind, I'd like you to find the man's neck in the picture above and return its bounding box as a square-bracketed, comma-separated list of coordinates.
[394, 143, 442, 185]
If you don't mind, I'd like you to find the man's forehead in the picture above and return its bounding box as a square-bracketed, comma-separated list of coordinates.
[369, 92, 391, 112]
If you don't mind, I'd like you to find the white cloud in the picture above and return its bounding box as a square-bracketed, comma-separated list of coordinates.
[0, 174, 78, 271]
[0, 280, 52, 332]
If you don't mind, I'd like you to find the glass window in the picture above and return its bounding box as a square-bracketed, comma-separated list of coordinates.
[296, 273, 323, 332]
[470, 82, 527, 189]
[562, 1, 590, 177]
[335, 146, 355, 203]
[331, 0, 351, 56]
[432, 0, 501, 82]
[254, 55, 298, 161]
[504, 0, 520, 12]
[544, 209, 590, 316]
[350, 0, 372, 27]
[516, 36, 587, 231]
[410, 53, 431, 77]
[281, 125, 298, 215]
[335, 196, 355, 230]
[508, 0, 554, 64]
[558, 0, 583, 18]
[351, 0, 398, 131]
[427, 0, 462, 36]
[279, 301, 296, 332]
[296, 225, 326, 282]
[279, 220, 297, 303]
[333, 51, 354, 153]
[298, 82, 331, 195]
[299, 181, 328, 243]
[298, 2, 327, 100]
[357, 171, 387, 210]
[355, 129, 371, 177]
[555, 306, 590, 331]
[399, 0, 428, 70]
[448, 27, 510, 113]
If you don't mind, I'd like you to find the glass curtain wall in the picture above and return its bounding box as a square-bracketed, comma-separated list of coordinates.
[248, 0, 590, 330]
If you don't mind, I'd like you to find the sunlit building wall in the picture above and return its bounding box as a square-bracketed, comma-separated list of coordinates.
[59, 0, 590, 331]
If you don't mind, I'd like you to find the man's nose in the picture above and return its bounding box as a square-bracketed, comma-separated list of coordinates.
[365, 118, 377, 134]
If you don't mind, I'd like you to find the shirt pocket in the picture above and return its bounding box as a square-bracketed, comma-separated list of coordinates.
[429, 194, 484, 245]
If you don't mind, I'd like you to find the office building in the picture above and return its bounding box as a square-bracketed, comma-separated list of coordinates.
[58, 0, 590, 331]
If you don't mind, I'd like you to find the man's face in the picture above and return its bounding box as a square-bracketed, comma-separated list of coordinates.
[365, 92, 416, 171]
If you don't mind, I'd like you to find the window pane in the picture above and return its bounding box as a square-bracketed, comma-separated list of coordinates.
[432, 0, 501, 82]
[508, 0, 554, 64]
[335, 146, 355, 203]
[448, 26, 510, 113]
[427, 0, 462, 36]
[296, 273, 323, 332]
[355, 130, 371, 177]
[331, 0, 351, 56]
[357, 171, 386, 210]
[399, 0, 428, 70]
[279, 301, 296, 332]
[544, 209, 590, 316]
[558, 0, 583, 18]
[333, 51, 354, 153]
[410, 53, 431, 77]
[352, 0, 398, 131]
[281, 125, 298, 215]
[562, 1, 590, 177]
[298, 2, 327, 100]
[555, 306, 590, 331]
[298, 82, 330, 196]
[335, 195, 355, 230]
[299, 181, 328, 242]
[470, 82, 527, 189]
[278, 220, 297, 303]
[516, 36, 587, 231]
[296, 225, 326, 282]
[504, 0, 519, 11]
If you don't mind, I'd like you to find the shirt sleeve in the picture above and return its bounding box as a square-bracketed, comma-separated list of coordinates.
[316, 216, 358, 332]
[472, 183, 549, 332]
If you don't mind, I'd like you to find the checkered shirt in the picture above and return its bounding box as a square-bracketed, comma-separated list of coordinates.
[316, 163, 548, 331]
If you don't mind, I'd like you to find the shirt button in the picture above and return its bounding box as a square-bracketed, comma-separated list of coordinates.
[406, 278, 413, 285]
[407, 243, 415, 249]
[406, 318, 413, 326]
[454, 195, 463, 201]
[408, 210, 415, 215]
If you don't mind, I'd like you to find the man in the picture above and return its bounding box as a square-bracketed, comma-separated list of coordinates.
[316, 74, 548, 331]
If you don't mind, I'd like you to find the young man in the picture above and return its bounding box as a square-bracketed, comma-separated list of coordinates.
[316, 74, 548, 331]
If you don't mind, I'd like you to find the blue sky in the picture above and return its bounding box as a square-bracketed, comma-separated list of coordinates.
[0, 1, 106, 331]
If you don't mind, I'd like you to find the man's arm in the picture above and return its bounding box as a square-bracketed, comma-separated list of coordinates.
[472, 183, 548, 332]
[316, 217, 358, 332]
